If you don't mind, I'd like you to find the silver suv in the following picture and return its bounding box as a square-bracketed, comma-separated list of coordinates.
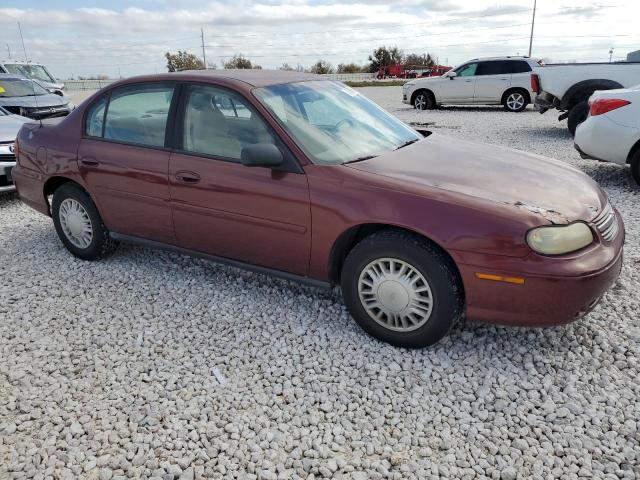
[402, 56, 541, 112]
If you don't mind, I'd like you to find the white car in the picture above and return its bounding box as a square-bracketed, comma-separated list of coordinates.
[402, 56, 541, 112]
[575, 86, 640, 184]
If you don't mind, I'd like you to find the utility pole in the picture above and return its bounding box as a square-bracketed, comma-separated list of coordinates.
[528, 0, 537, 57]
[609, 48, 614, 63]
[6, 44, 10, 58]
[201, 28, 207, 69]
[18, 22, 28, 61]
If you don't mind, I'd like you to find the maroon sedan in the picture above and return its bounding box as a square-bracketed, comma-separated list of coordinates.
[13, 70, 624, 347]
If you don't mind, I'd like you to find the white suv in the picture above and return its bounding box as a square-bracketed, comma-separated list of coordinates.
[402, 56, 541, 112]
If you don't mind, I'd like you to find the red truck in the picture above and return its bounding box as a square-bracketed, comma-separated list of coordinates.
[377, 64, 451, 79]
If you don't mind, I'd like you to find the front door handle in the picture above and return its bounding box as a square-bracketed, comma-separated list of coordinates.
[175, 171, 201, 184]
[80, 157, 99, 167]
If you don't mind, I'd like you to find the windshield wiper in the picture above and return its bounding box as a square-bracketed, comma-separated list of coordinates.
[395, 138, 419, 150]
[344, 155, 377, 164]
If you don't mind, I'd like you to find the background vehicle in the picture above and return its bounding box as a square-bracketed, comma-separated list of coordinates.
[377, 64, 452, 79]
[0, 60, 65, 96]
[575, 85, 640, 184]
[0, 75, 73, 120]
[532, 61, 640, 135]
[403, 56, 540, 112]
[12, 70, 623, 348]
[0, 106, 29, 193]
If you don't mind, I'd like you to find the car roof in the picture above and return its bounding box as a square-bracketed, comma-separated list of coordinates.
[117, 69, 325, 88]
[466, 56, 536, 62]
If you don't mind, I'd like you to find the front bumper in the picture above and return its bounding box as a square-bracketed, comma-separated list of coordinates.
[454, 213, 625, 327]
[0, 160, 16, 193]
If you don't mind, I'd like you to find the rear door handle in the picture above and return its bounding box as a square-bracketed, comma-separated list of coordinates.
[80, 157, 99, 167]
[175, 171, 201, 184]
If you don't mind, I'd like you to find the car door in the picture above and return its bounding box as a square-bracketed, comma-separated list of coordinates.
[473, 61, 512, 103]
[438, 62, 478, 103]
[168, 83, 311, 276]
[78, 83, 176, 243]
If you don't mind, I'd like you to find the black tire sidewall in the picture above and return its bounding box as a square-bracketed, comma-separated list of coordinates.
[52, 184, 109, 260]
[631, 151, 640, 185]
[568, 100, 590, 136]
[341, 234, 462, 348]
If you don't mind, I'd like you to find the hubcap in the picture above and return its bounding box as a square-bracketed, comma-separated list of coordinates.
[415, 95, 427, 109]
[358, 258, 434, 332]
[59, 198, 93, 249]
[507, 93, 525, 111]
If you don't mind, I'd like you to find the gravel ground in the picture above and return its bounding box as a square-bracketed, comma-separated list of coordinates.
[1, 87, 639, 480]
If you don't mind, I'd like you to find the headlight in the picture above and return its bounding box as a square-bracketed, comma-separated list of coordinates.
[526, 223, 594, 255]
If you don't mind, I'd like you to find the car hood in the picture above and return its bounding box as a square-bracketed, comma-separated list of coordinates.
[345, 134, 605, 224]
[0, 113, 30, 142]
[0, 94, 69, 108]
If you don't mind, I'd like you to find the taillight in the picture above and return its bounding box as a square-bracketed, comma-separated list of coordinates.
[589, 98, 631, 116]
[530, 74, 540, 94]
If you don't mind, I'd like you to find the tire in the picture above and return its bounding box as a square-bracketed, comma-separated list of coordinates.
[567, 100, 590, 136]
[631, 150, 640, 185]
[502, 90, 529, 112]
[341, 229, 464, 348]
[413, 91, 434, 110]
[52, 183, 118, 260]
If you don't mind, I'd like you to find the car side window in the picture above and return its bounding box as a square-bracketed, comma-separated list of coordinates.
[182, 85, 276, 161]
[476, 61, 511, 76]
[85, 95, 107, 137]
[509, 61, 532, 73]
[103, 84, 174, 148]
[456, 63, 478, 77]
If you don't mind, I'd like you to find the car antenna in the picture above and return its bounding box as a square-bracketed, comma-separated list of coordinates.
[18, 21, 43, 128]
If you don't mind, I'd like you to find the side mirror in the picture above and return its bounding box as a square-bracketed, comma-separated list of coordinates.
[241, 143, 283, 168]
[447, 71, 457, 80]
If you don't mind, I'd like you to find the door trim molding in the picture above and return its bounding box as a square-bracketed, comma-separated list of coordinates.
[109, 231, 331, 290]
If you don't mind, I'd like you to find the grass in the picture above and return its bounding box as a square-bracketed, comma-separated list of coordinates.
[344, 80, 407, 87]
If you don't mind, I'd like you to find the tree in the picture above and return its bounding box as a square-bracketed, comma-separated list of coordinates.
[165, 51, 204, 72]
[367, 46, 404, 73]
[279, 63, 295, 71]
[223, 54, 253, 69]
[336, 63, 363, 73]
[309, 60, 334, 74]
[404, 53, 435, 67]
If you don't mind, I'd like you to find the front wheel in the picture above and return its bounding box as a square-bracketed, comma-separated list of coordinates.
[503, 90, 529, 112]
[413, 91, 434, 110]
[341, 230, 464, 348]
[52, 183, 118, 260]
[567, 100, 590, 136]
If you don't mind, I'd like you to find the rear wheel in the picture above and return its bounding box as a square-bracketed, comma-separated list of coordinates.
[52, 183, 118, 260]
[631, 150, 640, 185]
[503, 90, 529, 112]
[341, 229, 464, 348]
[567, 100, 590, 136]
[413, 91, 434, 110]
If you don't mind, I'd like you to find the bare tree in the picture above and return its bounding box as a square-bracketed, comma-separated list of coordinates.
[309, 60, 334, 74]
[165, 51, 204, 72]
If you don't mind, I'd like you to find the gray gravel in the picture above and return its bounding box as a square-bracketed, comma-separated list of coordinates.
[1, 86, 639, 479]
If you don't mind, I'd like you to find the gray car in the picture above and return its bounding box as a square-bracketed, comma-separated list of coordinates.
[0, 74, 73, 120]
[0, 106, 29, 193]
[0, 61, 65, 95]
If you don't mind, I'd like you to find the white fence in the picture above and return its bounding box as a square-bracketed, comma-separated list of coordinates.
[63, 72, 383, 91]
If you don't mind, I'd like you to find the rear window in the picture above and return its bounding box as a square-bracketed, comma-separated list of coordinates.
[84, 83, 175, 148]
[476, 61, 511, 76]
[508, 61, 532, 73]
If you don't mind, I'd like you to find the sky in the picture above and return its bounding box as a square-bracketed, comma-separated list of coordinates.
[1, 0, 639, 79]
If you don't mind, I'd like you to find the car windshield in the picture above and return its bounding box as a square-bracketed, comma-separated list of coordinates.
[0, 78, 49, 97]
[253, 81, 420, 165]
[4, 63, 57, 83]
